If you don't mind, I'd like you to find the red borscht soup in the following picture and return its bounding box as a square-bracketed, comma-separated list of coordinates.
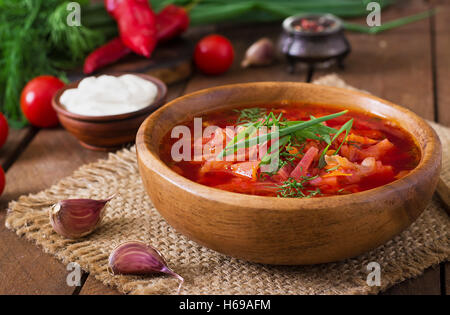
[159, 103, 420, 198]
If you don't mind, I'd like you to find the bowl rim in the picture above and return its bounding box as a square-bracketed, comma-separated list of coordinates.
[52, 73, 168, 122]
[136, 82, 441, 211]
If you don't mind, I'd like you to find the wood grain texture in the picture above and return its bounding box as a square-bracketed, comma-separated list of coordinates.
[184, 23, 309, 95]
[1, 3, 447, 292]
[434, 1, 450, 126]
[446, 262, 449, 295]
[136, 82, 441, 265]
[77, 80, 188, 295]
[0, 129, 108, 294]
[70, 38, 193, 85]
[0, 210, 75, 294]
[312, 0, 435, 120]
[0, 129, 107, 209]
[0, 127, 36, 171]
[382, 266, 441, 295]
[79, 277, 120, 295]
[0, 81, 188, 295]
[435, 177, 450, 215]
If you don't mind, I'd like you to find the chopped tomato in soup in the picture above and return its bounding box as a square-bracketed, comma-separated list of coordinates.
[160, 104, 420, 198]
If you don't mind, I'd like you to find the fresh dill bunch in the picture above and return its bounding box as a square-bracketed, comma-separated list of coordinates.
[48, 1, 106, 67]
[0, 0, 110, 127]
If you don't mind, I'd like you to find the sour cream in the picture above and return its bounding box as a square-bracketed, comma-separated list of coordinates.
[60, 74, 158, 116]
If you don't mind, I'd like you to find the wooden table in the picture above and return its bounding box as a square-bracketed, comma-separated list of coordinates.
[0, 0, 448, 295]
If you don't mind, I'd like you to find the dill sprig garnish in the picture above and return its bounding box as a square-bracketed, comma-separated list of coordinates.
[273, 140, 305, 171]
[277, 176, 322, 198]
[218, 110, 348, 161]
[234, 108, 265, 124]
[260, 111, 287, 128]
[223, 109, 354, 179]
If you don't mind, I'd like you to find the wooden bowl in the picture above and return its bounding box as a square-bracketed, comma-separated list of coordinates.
[52, 73, 167, 151]
[136, 82, 441, 265]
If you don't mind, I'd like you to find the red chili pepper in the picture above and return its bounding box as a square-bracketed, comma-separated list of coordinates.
[83, 38, 131, 74]
[156, 4, 190, 42]
[104, 0, 157, 58]
[84, 4, 190, 74]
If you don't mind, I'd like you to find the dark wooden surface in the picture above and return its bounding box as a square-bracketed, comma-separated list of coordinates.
[0, 0, 448, 295]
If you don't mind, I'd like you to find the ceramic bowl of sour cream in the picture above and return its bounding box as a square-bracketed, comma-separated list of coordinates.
[52, 73, 167, 151]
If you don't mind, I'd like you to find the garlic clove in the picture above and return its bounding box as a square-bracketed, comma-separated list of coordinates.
[241, 37, 275, 68]
[49, 196, 113, 239]
[109, 241, 184, 294]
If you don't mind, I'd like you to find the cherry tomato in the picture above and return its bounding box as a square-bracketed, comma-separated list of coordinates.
[194, 34, 234, 75]
[0, 166, 4, 196]
[0, 113, 8, 149]
[20, 75, 65, 128]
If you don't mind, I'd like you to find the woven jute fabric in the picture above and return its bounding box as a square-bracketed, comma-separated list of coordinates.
[5, 75, 449, 295]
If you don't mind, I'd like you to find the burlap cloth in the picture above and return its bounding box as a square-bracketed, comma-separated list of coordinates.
[5, 75, 450, 295]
